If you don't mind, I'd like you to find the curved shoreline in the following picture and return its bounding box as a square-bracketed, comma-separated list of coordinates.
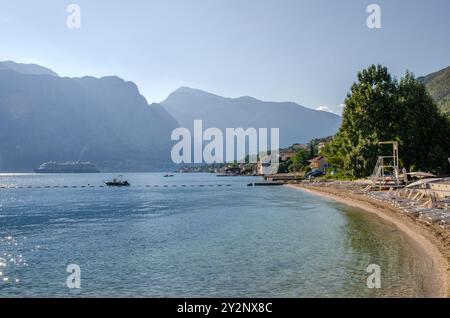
[285, 184, 449, 298]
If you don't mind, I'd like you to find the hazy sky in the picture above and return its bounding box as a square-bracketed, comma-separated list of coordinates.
[0, 0, 449, 114]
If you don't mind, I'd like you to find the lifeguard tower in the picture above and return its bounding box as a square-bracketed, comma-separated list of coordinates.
[371, 141, 401, 189]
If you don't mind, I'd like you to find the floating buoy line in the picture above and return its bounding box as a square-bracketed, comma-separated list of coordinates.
[0, 184, 233, 190]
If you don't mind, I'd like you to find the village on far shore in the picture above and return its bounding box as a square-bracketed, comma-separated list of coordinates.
[177, 136, 332, 177]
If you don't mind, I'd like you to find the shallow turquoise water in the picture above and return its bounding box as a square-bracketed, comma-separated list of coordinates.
[0, 173, 430, 297]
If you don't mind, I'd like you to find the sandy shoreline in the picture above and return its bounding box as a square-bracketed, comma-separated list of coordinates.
[286, 183, 449, 298]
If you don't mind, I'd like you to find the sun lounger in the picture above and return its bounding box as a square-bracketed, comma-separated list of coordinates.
[402, 207, 436, 216]
[421, 212, 450, 225]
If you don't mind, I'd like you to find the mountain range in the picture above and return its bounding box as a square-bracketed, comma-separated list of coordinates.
[0, 61, 178, 171]
[155, 87, 341, 147]
[0, 60, 447, 172]
[0, 61, 345, 171]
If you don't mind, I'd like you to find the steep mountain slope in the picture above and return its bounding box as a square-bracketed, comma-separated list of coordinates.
[0, 69, 178, 171]
[418, 66, 450, 115]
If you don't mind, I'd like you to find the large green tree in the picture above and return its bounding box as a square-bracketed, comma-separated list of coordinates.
[323, 65, 450, 178]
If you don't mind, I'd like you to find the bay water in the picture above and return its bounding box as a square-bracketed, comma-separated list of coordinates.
[0, 173, 429, 297]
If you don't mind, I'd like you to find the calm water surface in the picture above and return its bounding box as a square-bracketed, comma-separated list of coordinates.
[0, 173, 430, 297]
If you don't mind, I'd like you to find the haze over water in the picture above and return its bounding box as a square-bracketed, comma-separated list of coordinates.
[0, 173, 429, 297]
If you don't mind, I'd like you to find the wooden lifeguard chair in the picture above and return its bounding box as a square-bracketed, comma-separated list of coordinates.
[370, 141, 401, 189]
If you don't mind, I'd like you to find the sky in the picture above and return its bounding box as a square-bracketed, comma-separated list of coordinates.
[0, 0, 449, 114]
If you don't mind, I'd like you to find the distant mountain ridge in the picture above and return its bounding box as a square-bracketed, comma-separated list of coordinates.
[0, 60, 353, 171]
[156, 87, 342, 147]
[0, 61, 59, 77]
[0, 64, 178, 171]
[418, 66, 450, 115]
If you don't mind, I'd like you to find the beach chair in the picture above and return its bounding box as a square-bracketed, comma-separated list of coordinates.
[401, 206, 435, 216]
[422, 212, 449, 225]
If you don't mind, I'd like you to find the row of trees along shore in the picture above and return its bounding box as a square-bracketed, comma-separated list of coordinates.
[322, 64, 450, 179]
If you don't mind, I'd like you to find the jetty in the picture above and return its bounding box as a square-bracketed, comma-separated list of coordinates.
[264, 174, 303, 183]
[247, 182, 283, 187]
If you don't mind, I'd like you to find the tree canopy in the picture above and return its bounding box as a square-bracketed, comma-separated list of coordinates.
[323, 65, 450, 178]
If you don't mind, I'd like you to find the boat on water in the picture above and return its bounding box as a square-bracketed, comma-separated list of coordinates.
[104, 175, 130, 187]
[163, 174, 174, 177]
[34, 161, 99, 173]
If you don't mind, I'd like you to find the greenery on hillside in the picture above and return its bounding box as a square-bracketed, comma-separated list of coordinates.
[418, 66, 450, 116]
[322, 65, 450, 179]
[279, 148, 310, 173]
[277, 137, 332, 173]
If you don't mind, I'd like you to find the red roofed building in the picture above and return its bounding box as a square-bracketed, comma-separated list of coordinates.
[308, 156, 329, 170]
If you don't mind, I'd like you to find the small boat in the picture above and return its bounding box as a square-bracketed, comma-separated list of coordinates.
[163, 174, 174, 178]
[104, 175, 130, 187]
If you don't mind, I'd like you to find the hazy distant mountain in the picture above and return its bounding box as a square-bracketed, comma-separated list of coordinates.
[0, 61, 343, 171]
[418, 66, 450, 115]
[0, 67, 178, 171]
[157, 87, 342, 147]
[0, 60, 59, 77]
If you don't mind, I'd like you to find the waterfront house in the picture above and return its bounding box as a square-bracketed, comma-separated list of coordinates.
[308, 156, 329, 170]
